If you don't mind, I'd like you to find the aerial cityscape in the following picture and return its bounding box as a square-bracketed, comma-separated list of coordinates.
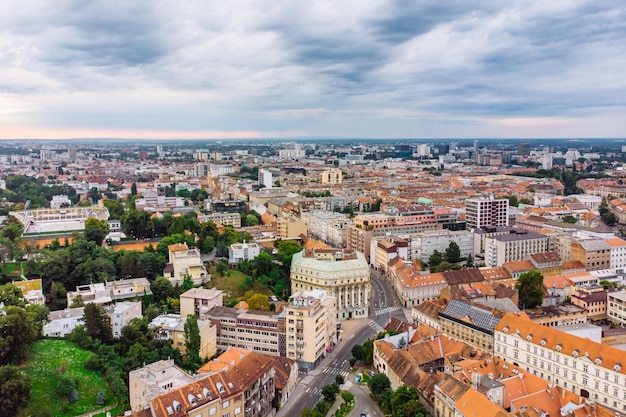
[1, 1, 626, 417]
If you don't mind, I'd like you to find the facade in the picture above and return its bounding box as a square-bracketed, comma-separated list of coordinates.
[472, 226, 517, 258]
[321, 168, 343, 184]
[290, 248, 370, 320]
[204, 306, 282, 356]
[438, 299, 500, 352]
[199, 212, 241, 228]
[66, 277, 152, 306]
[12, 278, 45, 305]
[606, 236, 626, 270]
[150, 313, 217, 359]
[276, 217, 308, 240]
[409, 229, 473, 263]
[571, 287, 617, 321]
[284, 290, 337, 369]
[485, 231, 549, 268]
[164, 243, 209, 286]
[259, 169, 273, 189]
[179, 287, 224, 321]
[42, 307, 85, 337]
[228, 241, 261, 264]
[301, 210, 351, 248]
[106, 301, 142, 338]
[465, 197, 509, 229]
[494, 312, 626, 413]
[571, 238, 611, 271]
[388, 258, 447, 307]
[607, 291, 626, 327]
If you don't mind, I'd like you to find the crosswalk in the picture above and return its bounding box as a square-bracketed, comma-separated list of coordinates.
[322, 367, 350, 378]
[368, 321, 384, 333]
[375, 306, 401, 316]
[306, 387, 322, 396]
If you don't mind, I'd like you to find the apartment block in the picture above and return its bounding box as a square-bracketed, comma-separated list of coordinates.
[163, 243, 209, 286]
[494, 312, 626, 412]
[199, 212, 241, 228]
[606, 236, 626, 270]
[228, 242, 261, 264]
[150, 313, 217, 359]
[290, 248, 370, 320]
[571, 238, 611, 271]
[465, 197, 509, 229]
[276, 217, 308, 240]
[284, 290, 337, 369]
[607, 291, 626, 327]
[301, 210, 351, 248]
[321, 168, 343, 184]
[42, 307, 85, 337]
[106, 301, 142, 338]
[66, 277, 152, 306]
[204, 306, 282, 357]
[485, 230, 549, 268]
[179, 287, 224, 321]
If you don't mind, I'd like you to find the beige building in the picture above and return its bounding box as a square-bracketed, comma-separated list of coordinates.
[607, 291, 626, 327]
[321, 168, 343, 184]
[485, 231, 549, 267]
[198, 212, 241, 228]
[163, 243, 209, 286]
[204, 306, 282, 356]
[438, 299, 502, 352]
[180, 287, 224, 321]
[150, 313, 217, 359]
[276, 217, 308, 240]
[570, 238, 611, 271]
[290, 248, 370, 320]
[66, 277, 152, 306]
[284, 290, 337, 369]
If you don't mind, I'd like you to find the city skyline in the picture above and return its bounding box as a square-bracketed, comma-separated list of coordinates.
[1, 1, 625, 140]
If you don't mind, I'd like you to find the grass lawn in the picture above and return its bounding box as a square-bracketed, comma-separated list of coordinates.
[20, 339, 115, 417]
[207, 266, 272, 301]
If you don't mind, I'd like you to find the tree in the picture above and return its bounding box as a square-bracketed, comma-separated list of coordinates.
[335, 374, 345, 385]
[216, 260, 229, 276]
[321, 383, 339, 403]
[516, 270, 544, 309]
[0, 305, 38, 365]
[57, 373, 78, 401]
[84, 218, 110, 246]
[103, 199, 124, 220]
[0, 365, 31, 417]
[181, 274, 194, 291]
[83, 303, 113, 344]
[184, 314, 201, 367]
[562, 214, 577, 224]
[151, 276, 175, 304]
[70, 294, 85, 308]
[351, 344, 365, 361]
[0, 283, 26, 307]
[131, 182, 138, 196]
[444, 241, 461, 263]
[47, 281, 68, 311]
[369, 373, 391, 395]
[341, 390, 354, 404]
[245, 214, 259, 226]
[428, 250, 443, 268]
[247, 293, 270, 311]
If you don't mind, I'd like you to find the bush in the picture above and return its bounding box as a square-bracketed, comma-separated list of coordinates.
[335, 374, 345, 385]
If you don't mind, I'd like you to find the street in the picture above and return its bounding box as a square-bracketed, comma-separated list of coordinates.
[277, 269, 407, 417]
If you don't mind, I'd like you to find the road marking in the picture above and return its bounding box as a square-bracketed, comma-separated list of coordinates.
[375, 306, 401, 316]
[368, 321, 384, 333]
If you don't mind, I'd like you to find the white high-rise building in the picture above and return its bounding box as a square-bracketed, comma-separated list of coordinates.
[465, 197, 509, 229]
[259, 169, 273, 188]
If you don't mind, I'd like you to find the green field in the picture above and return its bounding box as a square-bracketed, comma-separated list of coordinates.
[20, 340, 115, 417]
[207, 266, 273, 301]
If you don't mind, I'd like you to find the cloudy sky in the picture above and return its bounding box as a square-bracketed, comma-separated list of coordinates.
[0, 1, 624, 140]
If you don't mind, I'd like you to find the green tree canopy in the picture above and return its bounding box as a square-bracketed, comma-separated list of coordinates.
[516, 270, 544, 309]
[444, 241, 461, 263]
[369, 373, 391, 395]
[83, 303, 113, 344]
[0, 365, 31, 417]
[184, 314, 201, 369]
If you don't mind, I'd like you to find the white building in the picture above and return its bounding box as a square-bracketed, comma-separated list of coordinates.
[228, 241, 261, 264]
[606, 237, 626, 270]
[485, 231, 549, 268]
[408, 229, 473, 262]
[494, 312, 626, 413]
[301, 210, 352, 248]
[465, 197, 509, 229]
[259, 169, 273, 189]
[607, 291, 626, 327]
[43, 307, 85, 337]
[106, 301, 142, 338]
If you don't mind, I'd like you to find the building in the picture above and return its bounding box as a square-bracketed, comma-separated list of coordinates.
[259, 169, 273, 189]
[276, 217, 308, 240]
[66, 277, 152, 306]
[284, 290, 337, 369]
[290, 248, 370, 320]
[571, 286, 618, 321]
[198, 212, 241, 228]
[408, 229, 473, 263]
[179, 288, 224, 321]
[321, 168, 343, 185]
[571, 238, 611, 271]
[465, 197, 509, 229]
[606, 236, 626, 270]
[494, 312, 626, 413]
[129, 353, 277, 417]
[163, 243, 209, 286]
[42, 307, 85, 337]
[204, 306, 282, 356]
[106, 301, 142, 338]
[150, 313, 217, 359]
[228, 241, 261, 264]
[485, 230, 549, 268]
[301, 210, 351, 248]
[438, 299, 501, 352]
[472, 226, 517, 259]
[12, 278, 45, 305]
[388, 258, 447, 307]
[607, 291, 626, 327]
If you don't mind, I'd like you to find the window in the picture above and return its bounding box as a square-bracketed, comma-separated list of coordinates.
[223, 400, 230, 408]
